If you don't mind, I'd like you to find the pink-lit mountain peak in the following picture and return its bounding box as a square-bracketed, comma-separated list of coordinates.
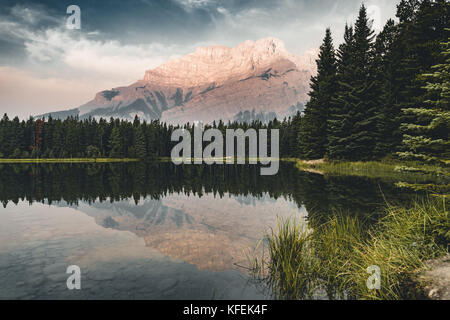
[144, 38, 315, 88]
[42, 38, 318, 124]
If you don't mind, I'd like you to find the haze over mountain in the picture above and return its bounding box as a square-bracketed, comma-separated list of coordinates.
[40, 38, 317, 124]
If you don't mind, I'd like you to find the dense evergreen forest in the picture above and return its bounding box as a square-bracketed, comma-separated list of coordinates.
[299, 0, 449, 162]
[0, 114, 300, 159]
[0, 0, 448, 162]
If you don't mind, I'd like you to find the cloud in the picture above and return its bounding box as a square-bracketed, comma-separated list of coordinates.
[9, 4, 61, 26]
[0, 4, 189, 118]
[22, 26, 182, 79]
[0, 6, 182, 75]
[175, 0, 216, 9]
[202, 0, 398, 54]
[0, 0, 401, 118]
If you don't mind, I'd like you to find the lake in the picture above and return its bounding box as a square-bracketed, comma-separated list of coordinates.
[0, 162, 421, 300]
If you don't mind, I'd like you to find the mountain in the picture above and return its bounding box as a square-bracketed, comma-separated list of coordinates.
[71, 192, 306, 272]
[40, 38, 317, 124]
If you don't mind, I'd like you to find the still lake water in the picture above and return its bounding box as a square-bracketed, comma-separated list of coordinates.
[0, 162, 420, 300]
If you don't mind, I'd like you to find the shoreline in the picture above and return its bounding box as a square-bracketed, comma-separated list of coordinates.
[0, 158, 139, 163]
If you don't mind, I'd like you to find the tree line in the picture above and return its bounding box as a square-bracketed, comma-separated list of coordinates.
[298, 0, 449, 162]
[0, 113, 301, 159]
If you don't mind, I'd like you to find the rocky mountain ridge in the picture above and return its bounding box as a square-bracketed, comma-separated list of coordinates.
[40, 38, 317, 124]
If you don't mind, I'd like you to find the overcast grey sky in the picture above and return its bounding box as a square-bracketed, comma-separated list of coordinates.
[0, 0, 400, 118]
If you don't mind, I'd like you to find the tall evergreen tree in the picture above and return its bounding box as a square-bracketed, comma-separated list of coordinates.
[398, 32, 450, 162]
[374, 19, 402, 157]
[327, 24, 355, 160]
[52, 121, 64, 157]
[298, 28, 337, 159]
[327, 5, 379, 161]
[65, 118, 79, 157]
[134, 126, 147, 159]
[392, 0, 450, 119]
[109, 125, 123, 158]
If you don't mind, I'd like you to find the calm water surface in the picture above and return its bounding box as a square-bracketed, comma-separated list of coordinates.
[0, 162, 420, 299]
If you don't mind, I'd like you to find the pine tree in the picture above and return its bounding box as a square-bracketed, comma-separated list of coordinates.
[134, 126, 147, 159]
[327, 24, 355, 160]
[10, 116, 24, 157]
[371, 0, 450, 159]
[52, 121, 64, 157]
[65, 118, 79, 157]
[109, 125, 123, 158]
[0, 113, 13, 157]
[393, 0, 450, 119]
[398, 32, 450, 162]
[374, 19, 402, 157]
[327, 5, 379, 161]
[298, 28, 337, 159]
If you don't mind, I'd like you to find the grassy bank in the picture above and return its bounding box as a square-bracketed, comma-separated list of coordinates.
[288, 159, 450, 195]
[292, 159, 448, 179]
[0, 158, 139, 163]
[252, 197, 449, 300]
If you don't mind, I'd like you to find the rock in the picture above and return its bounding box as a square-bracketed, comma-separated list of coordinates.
[421, 255, 450, 300]
[144, 38, 312, 87]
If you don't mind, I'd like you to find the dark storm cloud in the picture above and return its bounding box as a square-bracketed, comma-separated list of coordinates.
[1, 0, 399, 50]
[0, 0, 215, 45]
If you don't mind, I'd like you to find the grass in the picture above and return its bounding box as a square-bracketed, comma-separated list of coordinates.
[0, 158, 139, 163]
[251, 217, 320, 300]
[251, 197, 449, 300]
[348, 198, 448, 299]
[289, 159, 450, 195]
[292, 159, 449, 180]
[396, 182, 450, 194]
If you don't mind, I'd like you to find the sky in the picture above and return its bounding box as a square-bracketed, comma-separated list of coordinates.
[0, 0, 400, 119]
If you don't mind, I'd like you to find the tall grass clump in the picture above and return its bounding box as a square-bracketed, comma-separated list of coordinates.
[251, 217, 320, 300]
[310, 215, 366, 299]
[252, 197, 448, 300]
[348, 197, 448, 300]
